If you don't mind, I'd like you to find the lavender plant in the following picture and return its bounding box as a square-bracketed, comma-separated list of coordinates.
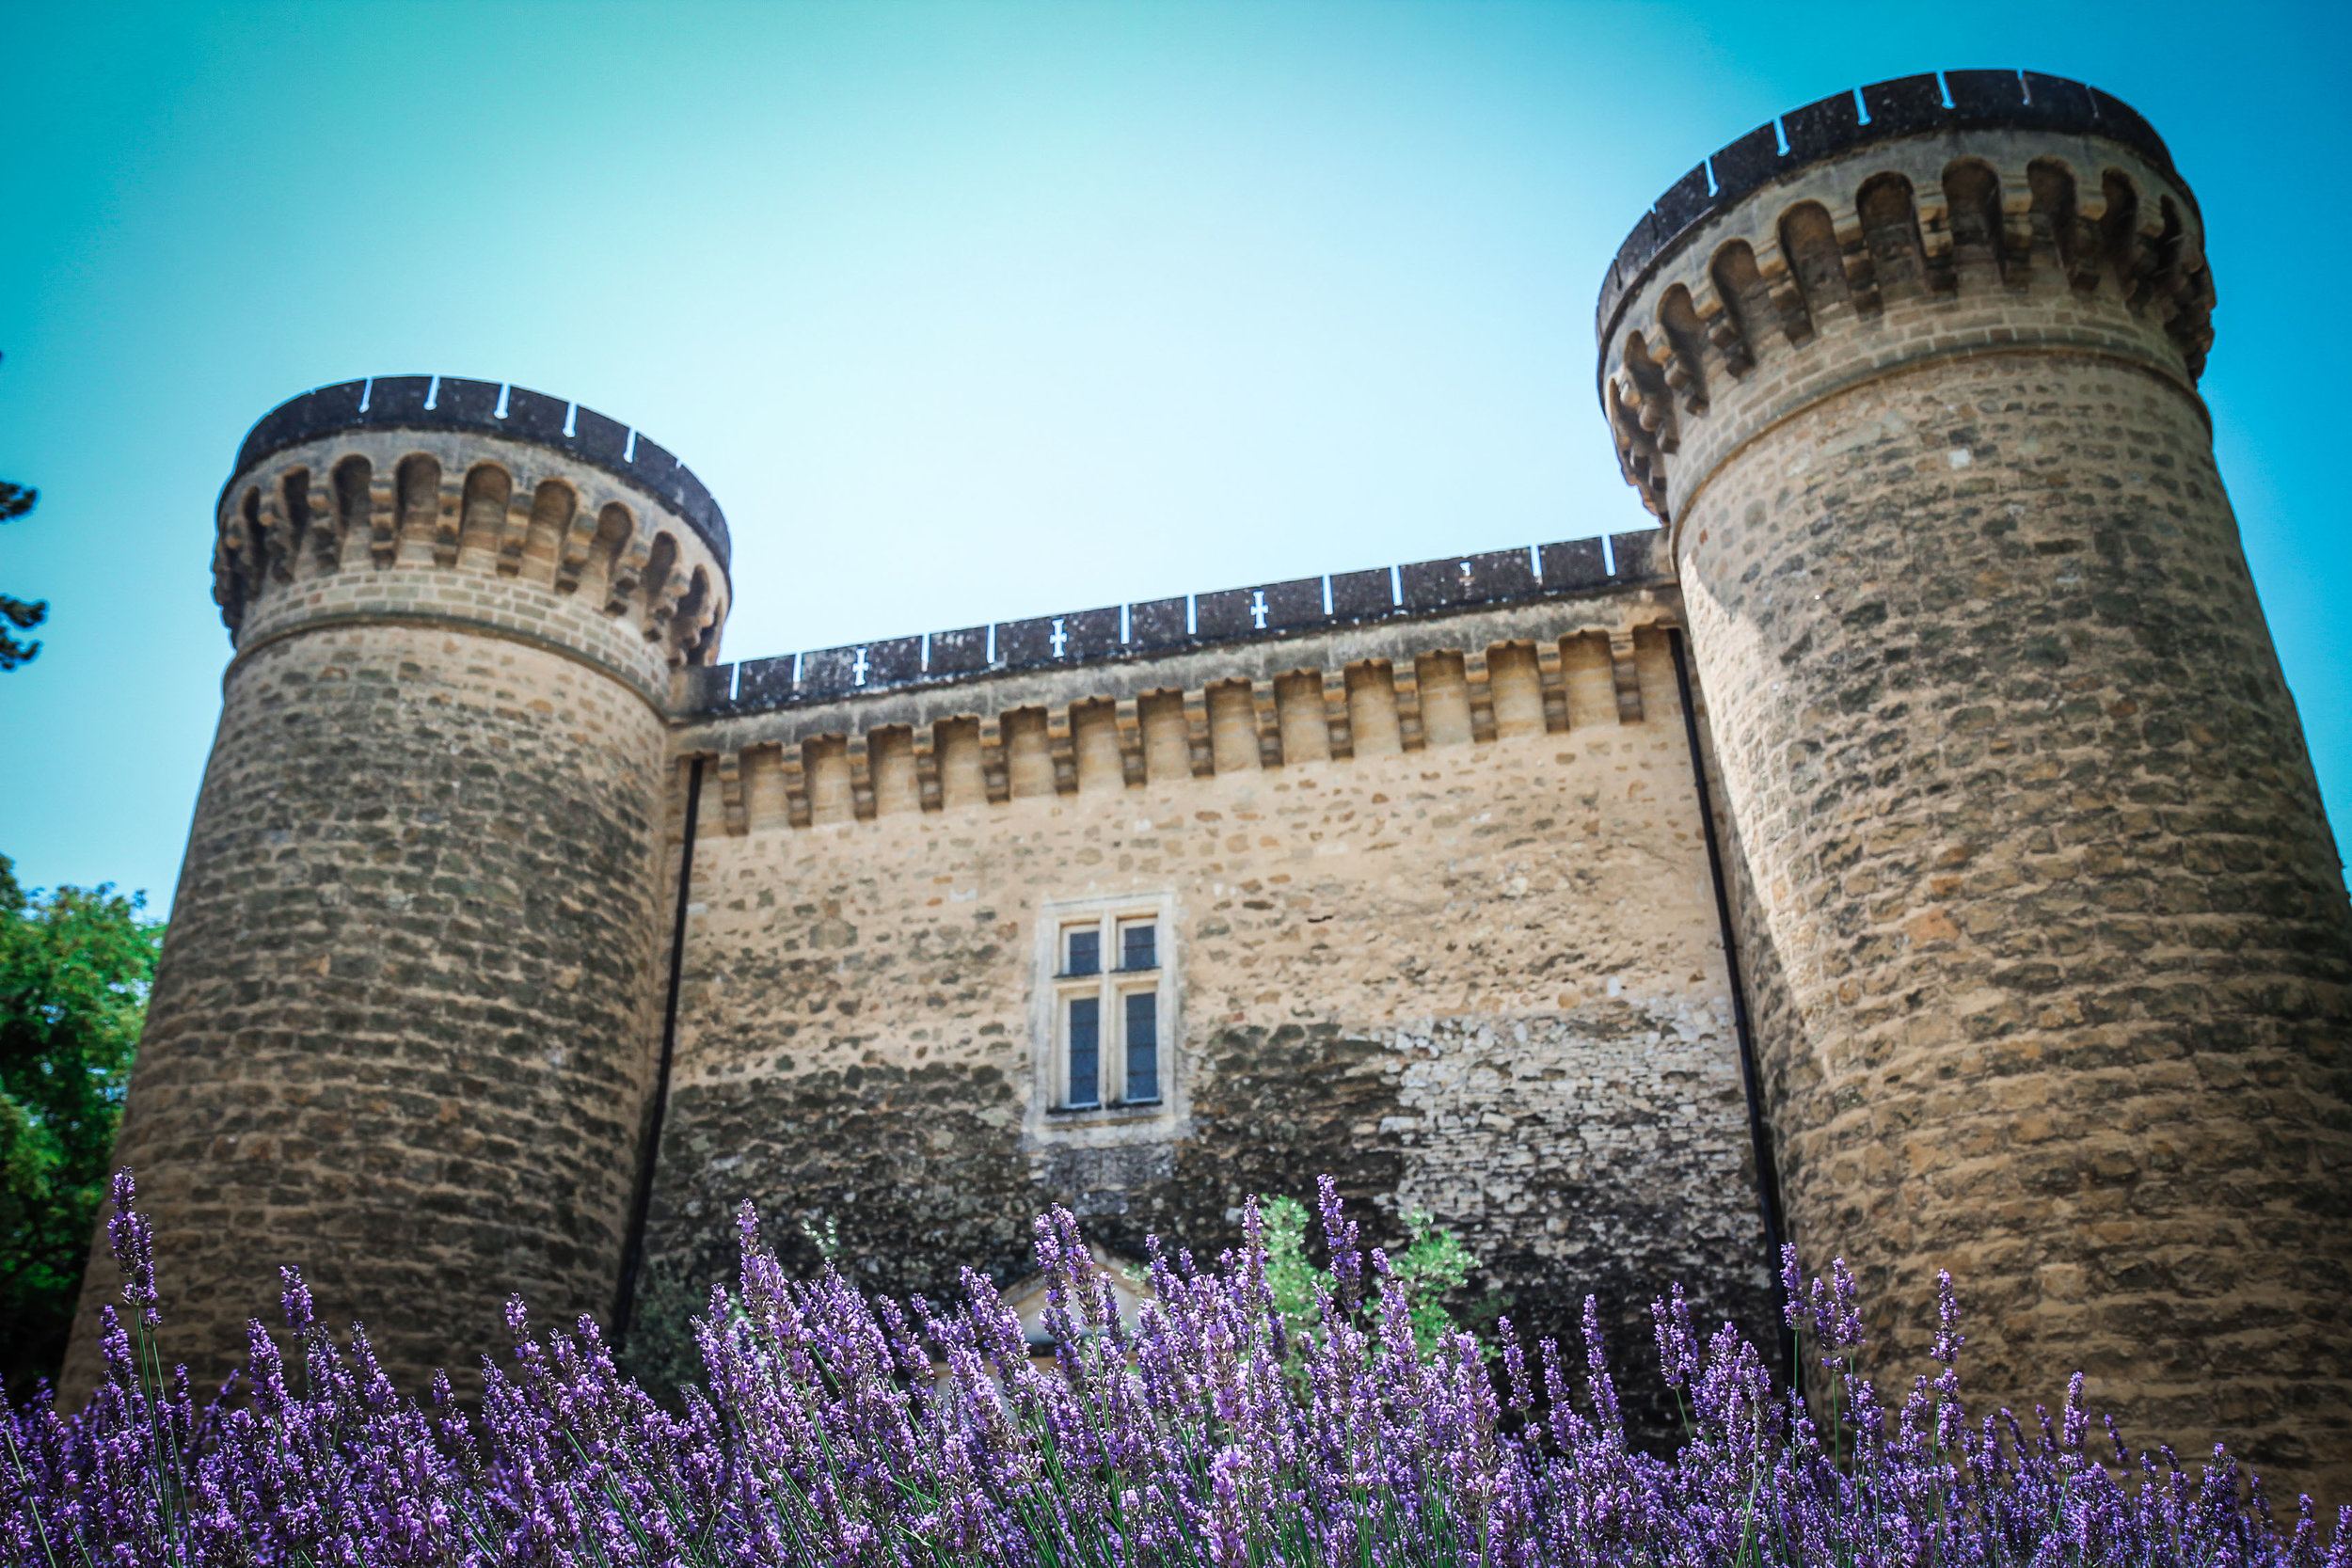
[4, 1168, 2343, 1567]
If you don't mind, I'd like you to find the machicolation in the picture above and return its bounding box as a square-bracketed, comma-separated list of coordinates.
[685, 531, 1662, 713]
[230, 374, 729, 564]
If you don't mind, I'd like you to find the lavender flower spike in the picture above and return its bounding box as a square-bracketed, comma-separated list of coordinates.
[3, 1167, 2338, 1567]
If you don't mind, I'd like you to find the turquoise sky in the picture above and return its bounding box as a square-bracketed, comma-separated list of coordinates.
[4, 1, 2345, 909]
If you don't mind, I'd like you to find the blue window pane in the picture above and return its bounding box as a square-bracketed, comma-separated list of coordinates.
[1066, 928, 1100, 977]
[1124, 990, 1158, 1102]
[1068, 996, 1099, 1106]
[1121, 922, 1157, 971]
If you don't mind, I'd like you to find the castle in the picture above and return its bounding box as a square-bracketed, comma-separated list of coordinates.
[71, 71, 2352, 1497]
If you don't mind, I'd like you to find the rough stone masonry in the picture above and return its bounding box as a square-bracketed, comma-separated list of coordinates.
[73, 70, 2352, 1498]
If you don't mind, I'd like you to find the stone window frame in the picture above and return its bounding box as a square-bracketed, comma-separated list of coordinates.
[1029, 891, 1181, 1133]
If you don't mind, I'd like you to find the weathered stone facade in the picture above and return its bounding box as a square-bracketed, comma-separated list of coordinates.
[642, 603, 1775, 1434]
[66, 397, 729, 1401]
[75, 71, 2352, 1498]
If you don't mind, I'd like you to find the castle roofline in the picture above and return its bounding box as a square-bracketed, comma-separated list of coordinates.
[1593, 70, 2180, 368]
[687, 527, 1667, 717]
[226, 375, 731, 571]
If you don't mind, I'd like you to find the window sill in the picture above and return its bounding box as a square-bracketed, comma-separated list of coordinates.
[1047, 1101, 1168, 1125]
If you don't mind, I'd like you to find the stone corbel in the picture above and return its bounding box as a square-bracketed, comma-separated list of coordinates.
[1182, 693, 1215, 779]
[2061, 181, 2110, 292]
[847, 735, 877, 820]
[717, 751, 749, 837]
[257, 492, 293, 582]
[1752, 239, 1813, 345]
[1997, 165, 2038, 291]
[1392, 660, 1426, 752]
[1115, 698, 1147, 787]
[1915, 191, 1957, 293]
[1251, 681, 1284, 769]
[1829, 200, 1882, 317]
[215, 509, 252, 625]
[502, 478, 538, 577]
[675, 594, 720, 672]
[978, 718, 1011, 803]
[913, 726, 943, 812]
[432, 477, 464, 567]
[645, 564, 686, 644]
[1464, 649, 1498, 745]
[1046, 709, 1080, 795]
[606, 535, 648, 617]
[1608, 629, 1645, 724]
[1695, 283, 1752, 378]
[1654, 328, 1708, 417]
[307, 480, 340, 573]
[1622, 338, 1677, 454]
[1536, 641, 1569, 734]
[367, 473, 397, 568]
[781, 746, 812, 830]
[1320, 671, 1355, 760]
[560, 502, 605, 594]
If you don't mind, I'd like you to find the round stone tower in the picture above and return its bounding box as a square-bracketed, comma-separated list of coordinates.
[1598, 73, 2352, 1492]
[66, 376, 728, 1399]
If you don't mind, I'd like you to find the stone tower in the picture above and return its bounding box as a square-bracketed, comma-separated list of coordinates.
[1599, 73, 2352, 1488]
[66, 377, 728, 1399]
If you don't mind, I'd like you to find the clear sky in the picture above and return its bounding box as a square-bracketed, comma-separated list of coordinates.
[3, 0, 2345, 911]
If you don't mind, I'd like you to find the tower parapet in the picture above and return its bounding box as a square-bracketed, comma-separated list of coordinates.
[1599, 71, 2212, 527]
[68, 378, 729, 1401]
[209, 375, 728, 690]
[1598, 71, 2352, 1497]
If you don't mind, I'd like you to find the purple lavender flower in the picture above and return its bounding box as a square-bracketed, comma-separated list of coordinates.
[103, 1167, 159, 1329]
[2, 1169, 2340, 1566]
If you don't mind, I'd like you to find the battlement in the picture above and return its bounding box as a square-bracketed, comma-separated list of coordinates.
[1594, 71, 2212, 525]
[229, 375, 730, 570]
[1594, 71, 2175, 358]
[684, 529, 1667, 717]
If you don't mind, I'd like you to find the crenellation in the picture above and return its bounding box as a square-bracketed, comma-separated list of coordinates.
[1595, 71, 2185, 349]
[228, 375, 728, 568]
[686, 531, 1665, 717]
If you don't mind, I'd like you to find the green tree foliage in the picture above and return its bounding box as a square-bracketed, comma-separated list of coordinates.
[1257, 1193, 1486, 1365]
[2, 351, 48, 671]
[0, 855, 162, 1394]
[0, 481, 43, 672]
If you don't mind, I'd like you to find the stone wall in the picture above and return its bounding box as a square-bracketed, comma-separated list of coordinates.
[71, 622, 672, 1399]
[639, 593, 1782, 1440]
[1686, 345, 2352, 1493]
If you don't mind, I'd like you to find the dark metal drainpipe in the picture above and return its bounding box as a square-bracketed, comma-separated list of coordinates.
[614, 753, 704, 1342]
[1667, 628, 1798, 1383]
